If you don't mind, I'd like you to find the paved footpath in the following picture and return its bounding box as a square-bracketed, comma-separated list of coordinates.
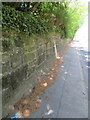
[28, 40, 88, 118]
[28, 16, 88, 118]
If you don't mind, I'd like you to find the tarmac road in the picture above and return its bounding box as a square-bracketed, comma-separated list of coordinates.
[28, 16, 88, 118]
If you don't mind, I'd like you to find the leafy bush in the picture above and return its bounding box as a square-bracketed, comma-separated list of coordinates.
[39, 2, 87, 38]
[58, 1, 87, 38]
[2, 1, 87, 38]
[2, 5, 52, 35]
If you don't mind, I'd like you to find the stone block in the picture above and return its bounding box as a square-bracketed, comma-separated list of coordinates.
[2, 61, 11, 74]
[46, 48, 54, 57]
[27, 59, 38, 77]
[2, 74, 11, 89]
[2, 52, 11, 73]
[2, 86, 13, 105]
[37, 53, 45, 65]
[10, 64, 28, 90]
[10, 50, 22, 69]
[23, 45, 35, 52]
[24, 52, 36, 63]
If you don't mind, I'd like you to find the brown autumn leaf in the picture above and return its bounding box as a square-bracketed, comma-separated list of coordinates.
[45, 72, 52, 76]
[21, 98, 30, 104]
[35, 103, 40, 109]
[37, 98, 42, 103]
[50, 68, 55, 71]
[42, 82, 48, 87]
[37, 77, 43, 82]
[49, 77, 53, 80]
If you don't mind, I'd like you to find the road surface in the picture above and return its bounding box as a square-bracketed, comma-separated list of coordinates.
[28, 16, 88, 118]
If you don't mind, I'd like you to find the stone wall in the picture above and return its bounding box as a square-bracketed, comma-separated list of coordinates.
[2, 30, 70, 117]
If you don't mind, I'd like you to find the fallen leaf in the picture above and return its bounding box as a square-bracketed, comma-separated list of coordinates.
[35, 103, 40, 108]
[49, 77, 53, 80]
[42, 83, 48, 87]
[45, 73, 52, 76]
[37, 77, 43, 82]
[37, 98, 42, 103]
[21, 99, 29, 104]
[50, 68, 55, 71]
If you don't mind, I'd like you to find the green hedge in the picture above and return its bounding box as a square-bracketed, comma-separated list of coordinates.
[2, 5, 52, 35]
[2, 2, 86, 39]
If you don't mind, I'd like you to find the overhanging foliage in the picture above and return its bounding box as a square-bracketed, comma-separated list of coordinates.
[2, 1, 87, 38]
